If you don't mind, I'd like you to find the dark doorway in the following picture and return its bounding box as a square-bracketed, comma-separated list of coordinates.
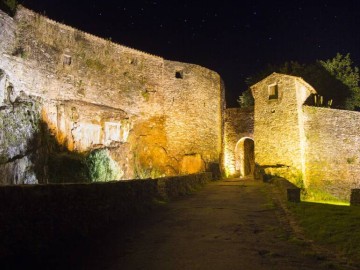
[235, 137, 255, 178]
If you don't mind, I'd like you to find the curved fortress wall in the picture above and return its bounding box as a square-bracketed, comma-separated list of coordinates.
[163, 61, 224, 174]
[0, 6, 223, 184]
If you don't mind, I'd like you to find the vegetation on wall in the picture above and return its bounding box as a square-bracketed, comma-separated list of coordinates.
[50, 148, 123, 183]
[242, 53, 360, 111]
[85, 148, 122, 182]
[0, 0, 18, 16]
[0, 101, 41, 161]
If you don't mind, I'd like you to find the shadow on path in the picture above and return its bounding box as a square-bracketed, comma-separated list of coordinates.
[23, 179, 349, 269]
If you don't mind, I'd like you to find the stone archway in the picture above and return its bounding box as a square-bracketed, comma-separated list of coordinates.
[235, 137, 255, 178]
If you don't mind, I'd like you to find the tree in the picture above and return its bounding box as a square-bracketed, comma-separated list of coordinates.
[319, 53, 360, 110]
[237, 89, 254, 108]
[241, 53, 360, 111]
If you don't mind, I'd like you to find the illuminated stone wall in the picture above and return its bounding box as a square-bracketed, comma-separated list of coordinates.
[251, 73, 315, 184]
[162, 61, 224, 174]
[222, 107, 254, 177]
[251, 73, 360, 199]
[303, 106, 360, 200]
[0, 6, 223, 183]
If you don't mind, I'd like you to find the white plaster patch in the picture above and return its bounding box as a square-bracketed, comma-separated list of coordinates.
[72, 122, 101, 151]
[104, 122, 121, 144]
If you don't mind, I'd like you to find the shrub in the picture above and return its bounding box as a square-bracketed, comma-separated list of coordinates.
[85, 149, 122, 182]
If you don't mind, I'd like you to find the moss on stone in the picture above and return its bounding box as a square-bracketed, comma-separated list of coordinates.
[0, 101, 41, 155]
[85, 58, 106, 71]
[346, 156, 357, 164]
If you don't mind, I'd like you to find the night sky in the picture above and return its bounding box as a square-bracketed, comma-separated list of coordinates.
[21, 0, 360, 107]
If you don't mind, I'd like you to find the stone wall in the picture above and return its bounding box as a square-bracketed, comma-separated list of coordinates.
[251, 73, 315, 184]
[163, 61, 224, 174]
[0, 91, 47, 185]
[0, 6, 223, 183]
[303, 106, 360, 200]
[222, 107, 254, 177]
[0, 173, 213, 260]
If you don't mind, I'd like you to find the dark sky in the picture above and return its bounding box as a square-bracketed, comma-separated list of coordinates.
[21, 0, 360, 107]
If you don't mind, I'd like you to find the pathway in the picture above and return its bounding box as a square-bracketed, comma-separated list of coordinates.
[47, 179, 343, 269]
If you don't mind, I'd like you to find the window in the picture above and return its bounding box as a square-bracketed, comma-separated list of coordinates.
[268, 84, 278, 100]
[175, 71, 183, 79]
[63, 54, 72, 66]
[129, 58, 138, 65]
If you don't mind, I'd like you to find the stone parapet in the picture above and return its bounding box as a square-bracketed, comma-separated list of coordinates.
[0, 173, 212, 259]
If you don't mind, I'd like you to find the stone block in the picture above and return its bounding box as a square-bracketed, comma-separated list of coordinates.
[350, 189, 360, 206]
[287, 188, 300, 203]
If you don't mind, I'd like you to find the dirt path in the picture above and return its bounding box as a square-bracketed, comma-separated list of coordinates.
[49, 179, 345, 269]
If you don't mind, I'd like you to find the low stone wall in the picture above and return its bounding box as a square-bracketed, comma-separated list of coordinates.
[0, 173, 212, 259]
[270, 176, 301, 203]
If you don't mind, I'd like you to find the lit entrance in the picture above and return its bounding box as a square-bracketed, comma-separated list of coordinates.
[234, 137, 254, 178]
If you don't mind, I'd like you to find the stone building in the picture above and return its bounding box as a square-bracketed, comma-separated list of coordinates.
[224, 72, 360, 200]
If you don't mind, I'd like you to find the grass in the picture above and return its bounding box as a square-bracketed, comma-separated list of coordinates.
[288, 201, 360, 266]
[302, 189, 350, 206]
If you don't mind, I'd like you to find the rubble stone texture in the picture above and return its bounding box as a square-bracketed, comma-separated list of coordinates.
[0, 6, 223, 183]
[251, 73, 360, 200]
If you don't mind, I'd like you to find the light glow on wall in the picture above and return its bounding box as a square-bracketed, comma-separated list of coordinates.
[223, 136, 254, 178]
[223, 139, 236, 177]
[72, 122, 102, 151]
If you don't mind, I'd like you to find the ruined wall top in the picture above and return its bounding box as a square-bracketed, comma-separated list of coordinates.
[15, 6, 163, 61]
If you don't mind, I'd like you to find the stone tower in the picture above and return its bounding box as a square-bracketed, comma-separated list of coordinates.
[251, 73, 315, 185]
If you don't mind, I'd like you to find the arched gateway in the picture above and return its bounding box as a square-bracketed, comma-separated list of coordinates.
[234, 137, 254, 178]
